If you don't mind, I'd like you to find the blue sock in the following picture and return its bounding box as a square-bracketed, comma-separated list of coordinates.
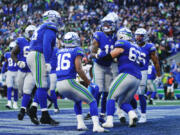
[101, 92, 108, 114]
[120, 103, 133, 113]
[151, 92, 157, 99]
[22, 94, 31, 108]
[13, 89, 18, 102]
[146, 91, 152, 96]
[139, 95, 146, 113]
[7, 87, 13, 100]
[106, 99, 115, 115]
[74, 101, 82, 115]
[37, 88, 48, 109]
[47, 94, 52, 101]
[130, 97, 137, 109]
[90, 100, 98, 116]
[96, 92, 101, 106]
[33, 91, 39, 104]
[50, 90, 58, 109]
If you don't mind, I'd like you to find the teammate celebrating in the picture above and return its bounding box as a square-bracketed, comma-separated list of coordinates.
[26, 10, 61, 125]
[134, 28, 161, 123]
[11, 25, 37, 121]
[56, 32, 107, 132]
[2, 42, 18, 109]
[102, 27, 143, 128]
[90, 17, 116, 122]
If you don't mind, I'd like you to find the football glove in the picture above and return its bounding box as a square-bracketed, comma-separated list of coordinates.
[46, 63, 52, 73]
[88, 82, 99, 99]
[17, 61, 26, 68]
[96, 51, 107, 59]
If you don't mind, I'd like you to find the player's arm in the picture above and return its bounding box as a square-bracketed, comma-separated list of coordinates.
[11, 45, 20, 63]
[75, 55, 91, 85]
[90, 39, 99, 58]
[150, 51, 161, 77]
[101, 47, 124, 61]
[43, 29, 56, 63]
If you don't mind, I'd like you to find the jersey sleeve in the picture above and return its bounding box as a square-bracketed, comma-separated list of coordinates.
[76, 47, 84, 57]
[4, 52, 8, 59]
[93, 31, 100, 42]
[149, 43, 156, 53]
[43, 29, 56, 63]
[114, 40, 127, 49]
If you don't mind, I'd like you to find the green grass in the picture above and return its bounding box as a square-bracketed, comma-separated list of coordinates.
[1, 98, 180, 111]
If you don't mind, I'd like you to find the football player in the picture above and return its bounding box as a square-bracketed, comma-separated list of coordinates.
[47, 45, 60, 113]
[102, 27, 143, 128]
[2, 41, 18, 109]
[11, 25, 37, 121]
[56, 32, 107, 132]
[146, 62, 158, 105]
[90, 16, 116, 122]
[134, 28, 161, 123]
[26, 10, 61, 125]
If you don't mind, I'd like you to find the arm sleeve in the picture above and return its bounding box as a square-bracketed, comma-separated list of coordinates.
[1, 61, 8, 73]
[43, 29, 56, 63]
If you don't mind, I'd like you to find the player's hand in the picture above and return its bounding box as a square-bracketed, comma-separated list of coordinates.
[96, 51, 107, 59]
[1, 74, 6, 82]
[17, 61, 26, 68]
[89, 82, 99, 91]
[155, 76, 161, 84]
[88, 82, 99, 98]
[46, 63, 52, 73]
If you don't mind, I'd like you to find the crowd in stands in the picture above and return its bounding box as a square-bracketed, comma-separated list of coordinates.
[0, 0, 180, 83]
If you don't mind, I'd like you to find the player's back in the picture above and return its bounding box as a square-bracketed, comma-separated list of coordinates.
[115, 40, 142, 79]
[4, 52, 18, 71]
[140, 43, 156, 71]
[147, 65, 156, 80]
[56, 47, 84, 81]
[93, 31, 116, 66]
[16, 37, 29, 61]
[29, 23, 57, 53]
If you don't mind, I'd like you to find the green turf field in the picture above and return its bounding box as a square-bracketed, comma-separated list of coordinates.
[0, 98, 180, 111]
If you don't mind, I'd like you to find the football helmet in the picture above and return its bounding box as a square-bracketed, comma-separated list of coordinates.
[25, 25, 36, 39]
[135, 28, 148, 44]
[9, 41, 17, 50]
[101, 17, 116, 33]
[63, 32, 80, 48]
[116, 27, 132, 41]
[43, 10, 63, 28]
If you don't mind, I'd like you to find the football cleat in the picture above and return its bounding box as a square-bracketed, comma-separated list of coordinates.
[27, 106, 39, 125]
[128, 110, 138, 127]
[18, 108, 26, 120]
[93, 125, 109, 133]
[5, 104, 12, 109]
[54, 108, 60, 114]
[84, 113, 91, 120]
[77, 122, 88, 131]
[40, 116, 59, 126]
[120, 116, 126, 124]
[13, 102, 18, 109]
[102, 116, 113, 128]
[138, 113, 147, 123]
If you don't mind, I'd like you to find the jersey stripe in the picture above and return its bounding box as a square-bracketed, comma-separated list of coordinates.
[68, 79, 94, 102]
[108, 73, 127, 99]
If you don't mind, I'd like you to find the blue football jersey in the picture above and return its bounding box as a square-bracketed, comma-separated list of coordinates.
[4, 52, 18, 71]
[93, 31, 116, 66]
[115, 40, 142, 79]
[140, 43, 156, 71]
[56, 47, 84, 81]
[147, 65, 156, 80]
[50, 47, 58, 74]
[16, 37, 30, 72]
[29, 22, 57, 63]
